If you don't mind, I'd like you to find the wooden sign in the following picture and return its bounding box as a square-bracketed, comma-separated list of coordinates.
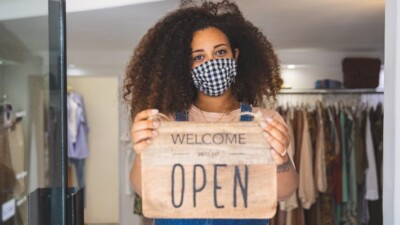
[141, 121, 277, 219]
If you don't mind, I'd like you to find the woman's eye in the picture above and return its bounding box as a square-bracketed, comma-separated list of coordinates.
[193, 55, 204, 61]
[216, 49, 227, 56]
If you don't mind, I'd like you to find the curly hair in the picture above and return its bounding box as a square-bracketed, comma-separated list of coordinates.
[123, 0, 282, 119]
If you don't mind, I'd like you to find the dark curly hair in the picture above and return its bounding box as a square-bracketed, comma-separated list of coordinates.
[123, 0, 282, 119]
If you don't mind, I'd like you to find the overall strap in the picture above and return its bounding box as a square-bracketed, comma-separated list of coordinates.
[240, 102, 253, 121]
[175, 111, 188, 121]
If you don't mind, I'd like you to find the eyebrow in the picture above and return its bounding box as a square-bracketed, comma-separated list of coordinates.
[191, 44, 228, 54]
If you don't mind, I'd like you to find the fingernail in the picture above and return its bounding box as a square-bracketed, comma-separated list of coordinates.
[146, 139, 152, 144]
[266, 117, 273, 123]
[153, 121, 159, 127]
[151, 109, 159, 115]
[152, 130, 158, 136]
[260, 122, 267, 128]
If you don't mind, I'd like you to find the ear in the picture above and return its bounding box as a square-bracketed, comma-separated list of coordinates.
[234, 48, 240, 62]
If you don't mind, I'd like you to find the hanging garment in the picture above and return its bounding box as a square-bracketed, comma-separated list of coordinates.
[319, 107, 336, 225]
[304, 198, 321, 225]
[67, 92, 89, 159]
[68, 95, 79, 143]
[0, 128, 13, 171]
[67, 92, 89, 209]
[303, 109, 319, 225]
[0, 108, 17, 225]
[0, 162, 17, 225]
[349, 110, 358, 223]
[293, 110, 303, 169]
[298, 109, 316, 209]
[354, 108, 367, 186]
[364, 110, 379, 201]
[315, 102, 327, 193]
[1, 103, 13, 128]
[370, 104, 383, 189]
[332, 108, 343, 207]
[0, 104, 13, 170]
[340, 110, 349, 206]
[289, 109, 305, 225]
[279, 108, 298, 212]
[69, 158, 86, 208]
[343, 109, 358, 225]
[358, 185, 370, 225]
[339, 109, 354, 224]
[8, 120, 26, 197]
[367, 105, 383, 225]
[357, 109, 370, 225]
[332, 108, 343, 225]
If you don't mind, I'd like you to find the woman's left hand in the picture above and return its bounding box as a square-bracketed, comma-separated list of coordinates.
[259, 114, 290, 165]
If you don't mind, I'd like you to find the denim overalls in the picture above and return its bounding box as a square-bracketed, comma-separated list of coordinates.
[154, 103, 270, 225]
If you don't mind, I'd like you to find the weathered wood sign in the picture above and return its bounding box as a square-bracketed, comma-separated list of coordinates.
[141, 121, 277, 219]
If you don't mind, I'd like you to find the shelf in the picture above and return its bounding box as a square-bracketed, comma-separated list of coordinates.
[278, 88, 384, 94]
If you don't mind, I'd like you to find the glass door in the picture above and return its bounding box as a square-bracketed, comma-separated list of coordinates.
[0, 0, 72, 224]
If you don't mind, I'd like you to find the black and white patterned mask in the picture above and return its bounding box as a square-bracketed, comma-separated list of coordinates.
[191, 58, 237, 97]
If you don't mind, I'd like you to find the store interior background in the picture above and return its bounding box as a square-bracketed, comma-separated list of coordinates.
[0, 0, 385, 224]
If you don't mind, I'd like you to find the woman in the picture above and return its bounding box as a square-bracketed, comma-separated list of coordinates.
[124, 1, 298, 224]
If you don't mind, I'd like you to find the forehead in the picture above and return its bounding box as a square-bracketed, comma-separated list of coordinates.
[191, 27, 230, 49]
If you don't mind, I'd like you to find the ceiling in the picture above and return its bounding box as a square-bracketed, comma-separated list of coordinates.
[1, 0, 385, 76]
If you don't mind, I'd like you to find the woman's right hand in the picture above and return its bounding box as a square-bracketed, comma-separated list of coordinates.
[131, 109, 160, 154]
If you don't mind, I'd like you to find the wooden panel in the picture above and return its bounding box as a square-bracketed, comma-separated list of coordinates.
[141, 121, 277, 219]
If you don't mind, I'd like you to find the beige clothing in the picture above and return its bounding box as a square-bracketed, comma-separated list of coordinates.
[0, 121, 24, 197]
[279, 108, 298, 211]
[9, 121, 26, 196]
[0, 128, 12, 169]
[315, 103, 327, 193]
[298, 109, 316, 209]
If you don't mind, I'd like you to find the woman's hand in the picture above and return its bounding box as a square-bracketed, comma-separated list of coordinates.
[131, 109, 160, 154]
[259, 114, 290, 165]
[258, 112, 298, 200]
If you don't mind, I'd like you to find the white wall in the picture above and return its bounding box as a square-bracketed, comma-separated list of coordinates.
[383, 0, 400, 224]
[277, 49, 384, 89]
[68, 76, 119, 224]
[0, 0, 165, 21]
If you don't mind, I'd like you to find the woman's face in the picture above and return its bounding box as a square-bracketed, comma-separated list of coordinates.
[191, 27, 239, 69]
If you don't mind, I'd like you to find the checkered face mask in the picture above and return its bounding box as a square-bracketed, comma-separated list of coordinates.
[191, 58, 237, 97]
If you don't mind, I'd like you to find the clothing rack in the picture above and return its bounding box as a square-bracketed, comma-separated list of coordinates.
[278, 88, 384, 95]
[271, 101, 384, 225]
[272, 89, 384, 110]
